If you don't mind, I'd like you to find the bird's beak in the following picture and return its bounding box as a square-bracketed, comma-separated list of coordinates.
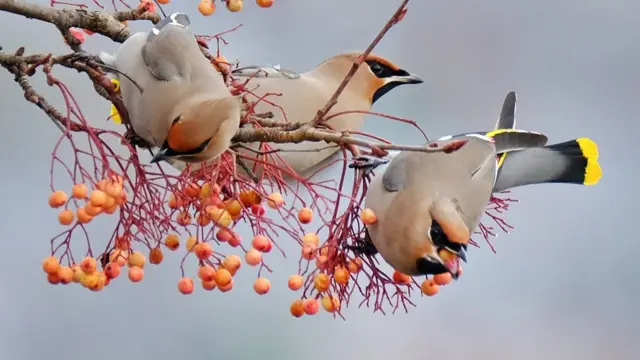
[150, 148, 168, 164]
[392, 71, 424, 84]
[445, 246, 467, 263]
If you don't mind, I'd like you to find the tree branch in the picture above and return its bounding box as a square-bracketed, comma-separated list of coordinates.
[0, 0, 160, 43]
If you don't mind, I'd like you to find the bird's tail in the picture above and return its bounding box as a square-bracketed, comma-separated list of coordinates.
[492, 137, 602, 192]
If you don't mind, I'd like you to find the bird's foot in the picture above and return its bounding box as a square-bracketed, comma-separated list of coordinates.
[122, 130, 152, 149]
[349, 155, 390, 176]
[346, 230, 379, 256]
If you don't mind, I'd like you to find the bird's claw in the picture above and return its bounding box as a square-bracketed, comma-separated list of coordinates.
[345, 230, 379, 256]
[349, 155, 390, 176]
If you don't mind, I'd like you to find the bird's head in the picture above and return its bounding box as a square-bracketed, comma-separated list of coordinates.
[151, 96, 241, 164]
[317, 52, 424, 104]
[412, 197, 470, 280]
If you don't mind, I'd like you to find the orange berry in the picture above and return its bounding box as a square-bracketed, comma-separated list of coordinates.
[47, 273, 61, 285]
[79, 257, 97, 275]
[226, 0, 243, 12]
[176, 211, 192, 226]
[71, 265, 84, 283]
[251, 235, 271, 252]
[301, 243, 317, 260]
[218, 279, 233, 292]
[168, 193, 184, 209]
[302, 232, 319, 246]
[48, 190, 67, 208]
[303, 298, 319, 315]
[347, 258, 363, 273]
[223, 199, 243, 216]
[216, 228, 232, 242]
[321, 295, 340, 313]
[214, 268, 232, 287]
[333, 266, 350, 285]
[266, 192, 284, 209]
[197, 212, 211, 226]
[421, 278, 439, 296]
[315, 255, 329, 270]
[360, 208, 377, 225]
[253, 277, 271, 295]
[239, 190, 261, 207]
[298, 207, 313, 224]
[137, 0, 156, 12]
[157, 0, 170, 4]
[164, 234, 180, 250]
[72, 184, 88, 199]
[212, 55, 230, 73]
[186, 236, 197, 252]
[198, 265, 216, 282]
[89, 190, 107, 207]
[178, 277, 195, 295]
[128, 266, 144, 282]
[194, 242, 213, 260]
[104, 180, 123, 199]
[58, 209, 74, 225]
[288, 274, 303, 291]
[104, 262, 121, 279]
[290, 299, 305, 318]
[202, 279, 217, 291]
[183, 183, 200, 199]
[84, 203, 102, 217]
[227, 233, 241, 247]
[198, 0, 215, 16]
[206, 207, 232, 227]
[222, 255, 241, 275]
[115, 191, 128, 205]
[433, 272, 453, 286]
[109, 249, 128, 267]
[76, 207, 93, 224]
[245, 248, 262, 266]
[393, 270, 412, 285]
[149, 247, 164, 265]
[314, 273, 330, 292]
[256, 0, 274, 8]
[128, 251, 146, 268]
[102, 194, 116, 208]
[57, 266, 73, 284]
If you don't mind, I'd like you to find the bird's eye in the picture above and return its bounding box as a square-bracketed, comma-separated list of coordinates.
[430, 220, 446, 243]
[370, 62, 383, 75]
[171, 115, 181, 125]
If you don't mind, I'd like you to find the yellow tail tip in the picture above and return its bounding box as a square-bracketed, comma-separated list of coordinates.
[109, 104, 122, 125]
[584, 158, 602, 185]
[576, 137, 599, 160]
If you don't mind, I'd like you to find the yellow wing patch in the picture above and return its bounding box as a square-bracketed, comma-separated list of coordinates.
[108, 79, 122, 125]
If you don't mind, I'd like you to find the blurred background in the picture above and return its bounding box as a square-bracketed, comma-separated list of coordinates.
[1, 0, 639, 359]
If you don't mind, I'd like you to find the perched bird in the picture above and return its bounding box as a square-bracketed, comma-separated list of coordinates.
[449, 91, 602, 192]
[358, 130, 549, 279]
[168, 53, 422, 177]
[352, 90, 603, 279]
[99, 12, 241, 164]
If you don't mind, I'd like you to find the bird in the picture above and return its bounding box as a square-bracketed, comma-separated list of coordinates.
[98, 12, 241, 164]
[350, 90, 603, 279]
[169, 52, 423, 177]
[441, 91, 602, 192]
[357, 130, 549, 279]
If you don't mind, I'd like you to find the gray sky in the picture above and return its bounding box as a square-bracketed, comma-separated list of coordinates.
[1, 0, 639, 359]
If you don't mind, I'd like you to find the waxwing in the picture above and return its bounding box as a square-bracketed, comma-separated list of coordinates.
[358, 130, 549, 279]
[99, 12, 241, 164]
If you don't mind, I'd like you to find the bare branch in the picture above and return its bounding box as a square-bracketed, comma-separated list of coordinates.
[0, 0, 160, 43]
